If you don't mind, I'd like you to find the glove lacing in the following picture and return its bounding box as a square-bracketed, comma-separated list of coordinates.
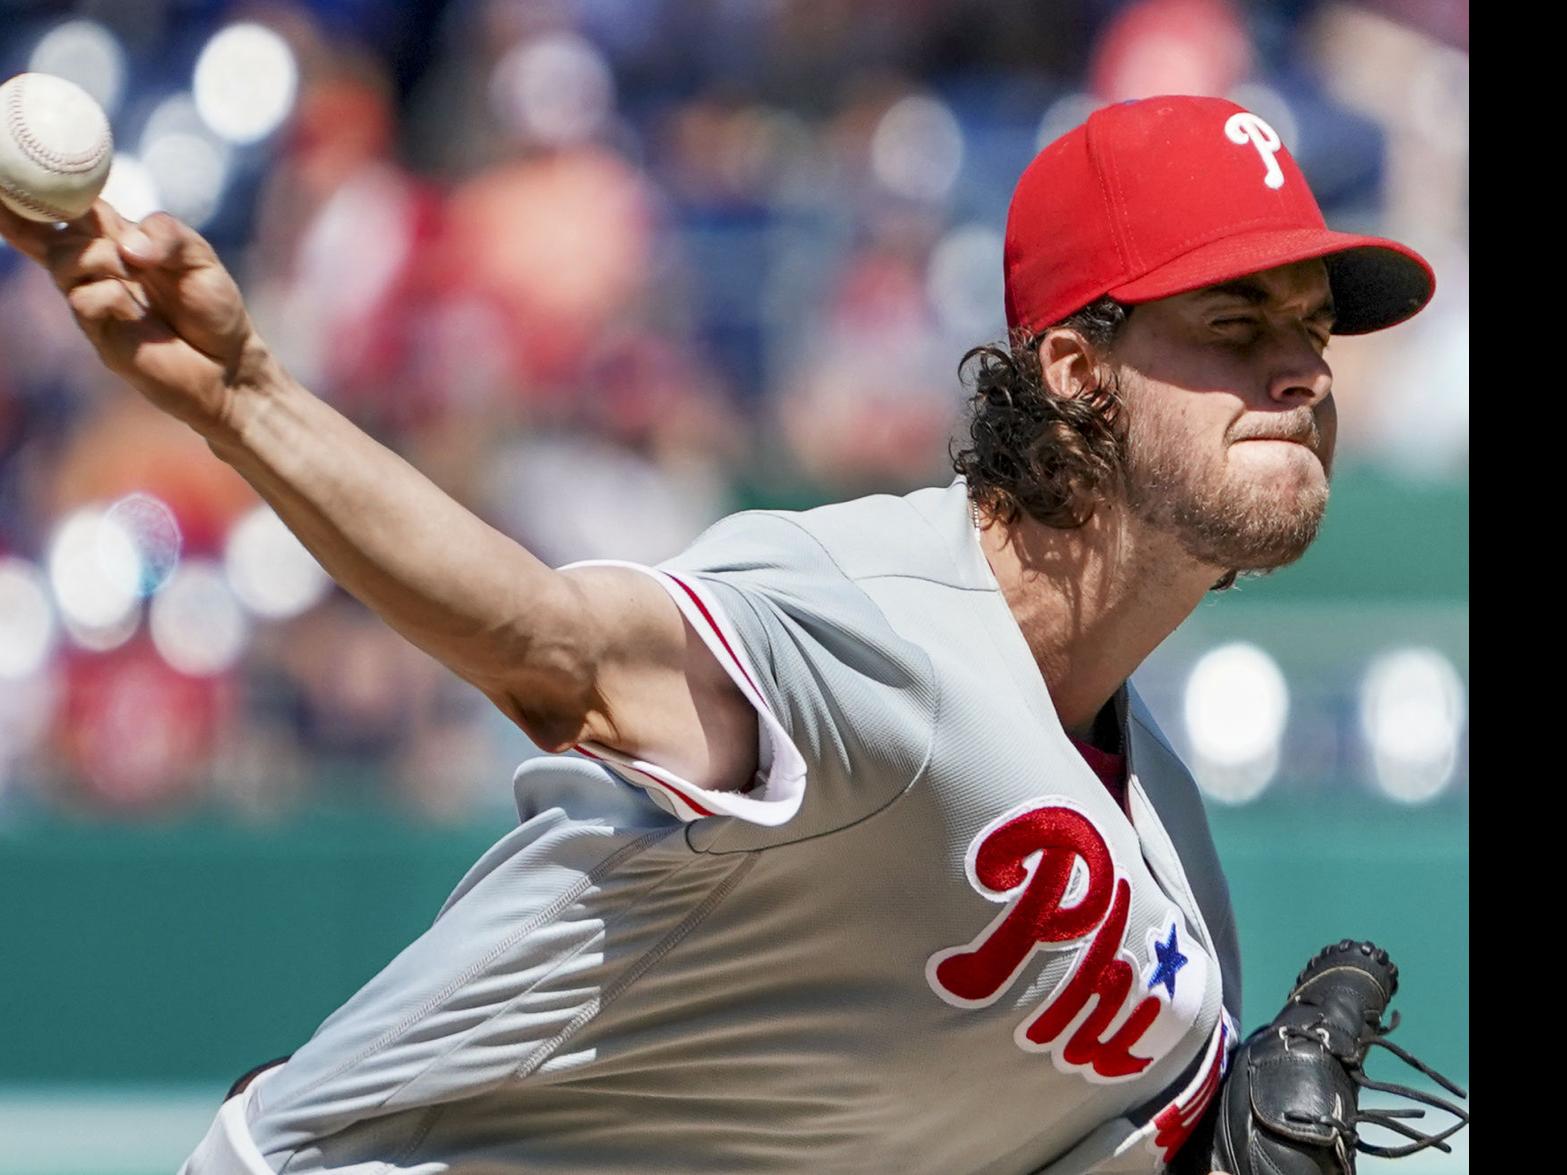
[1278, 1007, 1470, 1160]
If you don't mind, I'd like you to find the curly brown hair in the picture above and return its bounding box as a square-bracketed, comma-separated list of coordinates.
[951, 296, 1131, 529]
[951, 297, 1239, 591]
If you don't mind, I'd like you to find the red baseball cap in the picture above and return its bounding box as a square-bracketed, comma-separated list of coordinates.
[1003, 95, 1434, 337]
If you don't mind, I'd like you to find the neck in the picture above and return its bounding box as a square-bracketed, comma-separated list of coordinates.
[975, 500, 1222, 738]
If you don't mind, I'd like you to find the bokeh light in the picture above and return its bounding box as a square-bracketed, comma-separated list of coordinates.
[99, 155, 162, 221]
[1360, 648, 1466, 804]
[926, 224, 1005, 340]
[0, 558, 57, 680]
[149, 560, 249, 677]
[47, 506, 142, 649]
[490, 32, 615, 146]
[193, 23, 300, 145]
[224, 505, 332, 620]
[871, 94, 964, 202]
[140, 93, 232, 229]
[1183, 642, 1289, 804]
[28, 20, 126, 119]
[103, 492, 182, 596]
[142, 134, 228, 228]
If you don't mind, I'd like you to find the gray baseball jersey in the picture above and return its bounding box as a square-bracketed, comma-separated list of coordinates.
[182, 477, 1242, 1175]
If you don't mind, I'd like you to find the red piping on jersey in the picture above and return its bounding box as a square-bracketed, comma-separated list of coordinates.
[572, 571, 771, 821]
[664, 572, 767, 704]
[574, 744, 721, 818]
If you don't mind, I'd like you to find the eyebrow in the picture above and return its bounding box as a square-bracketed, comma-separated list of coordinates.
[1200, 279, 1336, 321]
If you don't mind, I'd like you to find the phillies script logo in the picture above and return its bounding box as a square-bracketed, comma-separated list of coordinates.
[926, 800, 1189, 1083]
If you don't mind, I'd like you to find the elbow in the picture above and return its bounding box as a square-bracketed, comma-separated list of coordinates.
[481, 621, 605, 755]
[486, 683, 596, 755]
[518, 717, 587, 756]
[525, 696, 631, 755]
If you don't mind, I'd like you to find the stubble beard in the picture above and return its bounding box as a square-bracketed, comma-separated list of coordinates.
[1118, 388, 1331, 576]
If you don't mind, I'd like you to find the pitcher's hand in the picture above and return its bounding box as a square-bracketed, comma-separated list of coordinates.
[0, 199, 272, 439]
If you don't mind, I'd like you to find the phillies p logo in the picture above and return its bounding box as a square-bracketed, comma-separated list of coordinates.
[1224, 111, 1286, 190]
[926, 800, 1205, 1084]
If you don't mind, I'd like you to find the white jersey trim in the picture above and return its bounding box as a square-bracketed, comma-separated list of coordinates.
[177, 1066, 279, 1174]
[558, 559, 808, 828]
[1127, 772, 1223, 973]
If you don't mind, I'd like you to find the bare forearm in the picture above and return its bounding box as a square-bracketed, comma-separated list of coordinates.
[0, 202, 731, 769]
[204, 358, 580, 698]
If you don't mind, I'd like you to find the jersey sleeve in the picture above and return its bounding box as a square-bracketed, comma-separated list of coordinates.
[567, 510, 939, 839]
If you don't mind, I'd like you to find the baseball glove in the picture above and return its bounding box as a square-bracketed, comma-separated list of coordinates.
[1206, 939, 1468, 1174]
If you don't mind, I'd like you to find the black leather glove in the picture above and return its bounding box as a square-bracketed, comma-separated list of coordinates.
[1208, 940, 1468, 1174]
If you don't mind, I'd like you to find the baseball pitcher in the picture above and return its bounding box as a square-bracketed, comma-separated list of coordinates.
[0, 95, 1465, 1173]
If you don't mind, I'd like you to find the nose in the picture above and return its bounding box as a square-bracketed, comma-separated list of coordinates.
[1265, 329, 1333, 407]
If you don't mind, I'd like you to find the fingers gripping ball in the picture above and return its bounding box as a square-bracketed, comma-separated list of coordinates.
[1208, 940, 1469, 1174]
[0, 73, 113, 224]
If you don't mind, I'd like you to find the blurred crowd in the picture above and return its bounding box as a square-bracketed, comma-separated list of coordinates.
[0, 0, 1469, 822]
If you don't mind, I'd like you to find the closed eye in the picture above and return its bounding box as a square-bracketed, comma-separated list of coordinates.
[1212, 316, 1331, 350]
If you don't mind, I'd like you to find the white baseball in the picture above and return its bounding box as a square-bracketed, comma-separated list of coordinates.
[0, 73, 114, 223]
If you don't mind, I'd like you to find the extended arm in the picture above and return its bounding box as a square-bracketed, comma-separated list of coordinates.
[0, 201, 758, 790]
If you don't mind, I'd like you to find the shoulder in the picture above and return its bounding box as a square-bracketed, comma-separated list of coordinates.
[663, 481, 978, 588]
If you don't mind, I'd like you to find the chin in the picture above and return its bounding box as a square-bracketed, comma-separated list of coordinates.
[1231, 502, 1328, 570]
[1179, 474, 1329, 573]
[1232, 437, 1326, 473]
[1231, 534, 1319, 573]
[1234, 446, 1331, 502]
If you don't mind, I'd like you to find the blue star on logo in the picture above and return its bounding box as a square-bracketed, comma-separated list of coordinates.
[1148, 924, 1188, 998]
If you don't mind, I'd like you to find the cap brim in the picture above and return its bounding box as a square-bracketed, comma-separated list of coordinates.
[1106, 227, 1435, 335]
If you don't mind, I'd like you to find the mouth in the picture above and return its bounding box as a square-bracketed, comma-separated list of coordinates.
[1231, 409, 1322, 453]
[1232, 436, 1316, 451]
[1234, 435, 1310, 448]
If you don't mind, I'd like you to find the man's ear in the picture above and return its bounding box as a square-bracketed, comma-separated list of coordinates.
[1036, 329, 1102, 401]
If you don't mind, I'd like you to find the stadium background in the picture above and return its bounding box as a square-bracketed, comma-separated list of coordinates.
[0, 0, 1468, 1170]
